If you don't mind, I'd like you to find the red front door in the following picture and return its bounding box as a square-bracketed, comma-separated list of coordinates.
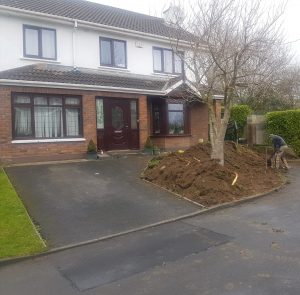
[96, 98, 139, 151]
[105, 99, 130, 150]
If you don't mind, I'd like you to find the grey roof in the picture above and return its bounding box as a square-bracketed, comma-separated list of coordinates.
[0, 64, 183, 93]
[0, 0, 190, 41]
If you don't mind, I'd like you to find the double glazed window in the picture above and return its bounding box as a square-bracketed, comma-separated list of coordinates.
[100, 38, 127, 68]
[12, 94, 82, 139]
[152, 101, 187, 135]
[168, 103, 185, 134]
[23, 25, 57, 60]
[153, 47, 183, 74]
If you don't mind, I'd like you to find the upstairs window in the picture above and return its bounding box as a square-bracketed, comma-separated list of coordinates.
[23, 25, 57, 60]
[100, 38, 127, 68]
[153, 47, 184, 74]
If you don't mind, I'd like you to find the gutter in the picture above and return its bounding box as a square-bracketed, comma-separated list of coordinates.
[0, 79, 223, 99]
[0, 5, 192, 48]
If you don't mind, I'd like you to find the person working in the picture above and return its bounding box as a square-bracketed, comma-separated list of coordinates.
[269, 134, 290, 169]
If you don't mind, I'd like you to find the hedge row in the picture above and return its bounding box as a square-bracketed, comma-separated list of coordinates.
[230, 105, 252, 138]
[225, 105, 252, 141]
[266, 109, 300, 155]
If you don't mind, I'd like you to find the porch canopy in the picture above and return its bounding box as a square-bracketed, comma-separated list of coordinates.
[0, 63, 194, 96]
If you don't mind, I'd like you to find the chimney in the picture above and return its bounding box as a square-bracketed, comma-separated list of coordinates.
[163, 5, 184, 25]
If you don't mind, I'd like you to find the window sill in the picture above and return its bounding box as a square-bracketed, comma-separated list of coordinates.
[151, 134, 191, 138]
[152, 72, 182, 78]
[98, 66, 129, 72]
[11, 138, 86, 144]
[20, 57, 61, 63]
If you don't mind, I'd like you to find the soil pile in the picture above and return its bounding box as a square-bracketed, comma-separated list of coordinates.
[143, 142, 283, 207]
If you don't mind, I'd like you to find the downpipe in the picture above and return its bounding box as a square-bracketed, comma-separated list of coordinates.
[72, 19, 78, 69]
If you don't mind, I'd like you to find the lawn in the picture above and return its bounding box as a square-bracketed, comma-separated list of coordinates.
[0, 168, 47, 259]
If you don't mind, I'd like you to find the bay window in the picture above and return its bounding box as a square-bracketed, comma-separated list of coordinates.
[152, 100, 188, 135]
[12, 93, 82, 139]
[168, 103, 185, 134]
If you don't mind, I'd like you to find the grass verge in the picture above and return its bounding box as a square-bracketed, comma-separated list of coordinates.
[0, 168, 47, 259]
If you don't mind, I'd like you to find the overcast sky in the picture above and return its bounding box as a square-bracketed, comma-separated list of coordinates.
[88, 0, 300, 64]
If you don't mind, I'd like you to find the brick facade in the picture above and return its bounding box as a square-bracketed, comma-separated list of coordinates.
[0, 85, 213, 164]
[0, 86, 146, 164]
[151, 102, 209, 150]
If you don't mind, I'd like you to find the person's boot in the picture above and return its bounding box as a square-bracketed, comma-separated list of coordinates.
[270, 160, 275, 169]
[282, 158, 290, 169]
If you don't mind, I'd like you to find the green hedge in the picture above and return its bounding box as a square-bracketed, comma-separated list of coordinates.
[226, 105, 252, 140]
[266, 110, 300, 155]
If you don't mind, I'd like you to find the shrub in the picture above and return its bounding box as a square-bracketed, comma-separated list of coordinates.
[147, 158, 160, 169]
[225, 105, 252, 141]
[230, 105, 252, 138]
[266, 109, 300, 156]
[87, 139, 97, 153]
[144, 137, 154, 149]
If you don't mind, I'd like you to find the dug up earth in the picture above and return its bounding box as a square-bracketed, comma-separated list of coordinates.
[143, 142, 283, 207]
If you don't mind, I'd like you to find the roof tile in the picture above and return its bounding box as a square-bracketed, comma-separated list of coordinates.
[0, 0, 190, 40]
[0, 64, 183, 93]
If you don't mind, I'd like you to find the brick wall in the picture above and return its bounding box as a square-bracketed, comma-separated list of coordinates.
[213, 99, 222, 128]
[0, 85, 210, 163]
[151, 102, 209, 150]
[190, 102, 209, 145]
[151, 136, 192, 150]
[138, 95, 148, 149]
[0, 86, 147, 164]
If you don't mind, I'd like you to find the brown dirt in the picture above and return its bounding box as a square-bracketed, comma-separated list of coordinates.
[143, 142, 283, 207]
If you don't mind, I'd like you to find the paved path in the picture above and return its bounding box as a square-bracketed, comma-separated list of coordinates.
[5, 155, 198, 247]
[1, 165, 300, 294]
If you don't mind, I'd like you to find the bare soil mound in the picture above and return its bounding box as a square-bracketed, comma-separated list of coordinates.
[143, 142, 283, 207]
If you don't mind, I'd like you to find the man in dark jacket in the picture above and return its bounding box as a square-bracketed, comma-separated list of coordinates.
[269, 134, 290, 169]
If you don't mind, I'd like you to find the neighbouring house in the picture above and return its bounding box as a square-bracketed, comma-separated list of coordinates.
[0, 0, 221, 164]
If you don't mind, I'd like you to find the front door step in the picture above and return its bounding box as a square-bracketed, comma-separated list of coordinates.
[106, 150, 142, 157]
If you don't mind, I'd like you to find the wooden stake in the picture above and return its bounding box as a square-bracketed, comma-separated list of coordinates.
[265, 147, 268, 173]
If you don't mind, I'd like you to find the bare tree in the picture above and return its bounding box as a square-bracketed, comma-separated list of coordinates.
[237, 65, 300, 113]
[168, 0, 291, 165]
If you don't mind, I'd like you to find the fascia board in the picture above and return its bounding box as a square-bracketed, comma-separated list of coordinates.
[0, 79, 166, 95]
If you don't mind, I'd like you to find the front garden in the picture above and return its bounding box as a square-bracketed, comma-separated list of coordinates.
[143, 142, 284, 207]
[0, 168, 46, 259]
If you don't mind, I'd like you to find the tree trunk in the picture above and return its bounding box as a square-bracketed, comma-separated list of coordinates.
[208, 98, 226, 166]
[208, 98, 230, 166]
[211, 133, 225, 166]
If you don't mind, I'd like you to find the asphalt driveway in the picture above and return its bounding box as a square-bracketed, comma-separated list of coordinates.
[5, 155, 198, 247]
[2, 165, 300, 295]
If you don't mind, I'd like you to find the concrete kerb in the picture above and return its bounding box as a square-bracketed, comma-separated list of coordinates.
[2, 152, 150, 168]
[0, 178, 287, 267]
[4, 158, 96, 168]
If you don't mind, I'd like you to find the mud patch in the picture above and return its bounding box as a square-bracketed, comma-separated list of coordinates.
[143, 142, 283, 207]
